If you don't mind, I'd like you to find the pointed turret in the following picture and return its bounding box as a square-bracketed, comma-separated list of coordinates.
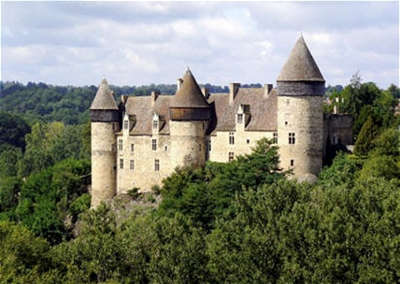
[171, 68, 210, 109]
[277, 35, 325, 82]
[90, 79, 118, 110]
[170, 68, 210, 121]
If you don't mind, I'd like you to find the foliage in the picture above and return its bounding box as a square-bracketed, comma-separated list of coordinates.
[19, 121, 90, 177]
[16, 158, 90, 244]
[354, 116, 379, 156]
[0, 221, 51, 283]
[159, 138, 286, 231]
[0, 112, 30, 150]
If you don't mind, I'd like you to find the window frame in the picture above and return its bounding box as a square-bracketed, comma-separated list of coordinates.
[152, 139, 157, 151]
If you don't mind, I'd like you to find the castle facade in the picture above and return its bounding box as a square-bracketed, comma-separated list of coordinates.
[90, 36, 352, 208]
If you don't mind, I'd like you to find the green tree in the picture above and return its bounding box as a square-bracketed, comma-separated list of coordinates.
[354, 116, 379, 156]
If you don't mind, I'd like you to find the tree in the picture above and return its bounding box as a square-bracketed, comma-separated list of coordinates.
[354, 116, 379, 156]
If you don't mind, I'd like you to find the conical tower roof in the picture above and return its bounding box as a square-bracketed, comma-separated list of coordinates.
[277, 35, 325, 82]
[90, 79, 118, 110]
[171, 68, 209, 108]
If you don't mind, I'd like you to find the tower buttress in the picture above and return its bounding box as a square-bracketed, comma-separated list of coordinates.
[276, 36, 325, 181]
[90, 79, 119, 208]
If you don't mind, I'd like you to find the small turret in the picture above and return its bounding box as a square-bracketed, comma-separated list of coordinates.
[169, 68, 210, 167]
[276, 36, 325, 180]
[169, 68, 210, 121]
[90, 79, 119, 208]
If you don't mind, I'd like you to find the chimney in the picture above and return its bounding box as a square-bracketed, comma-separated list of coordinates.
[177, 78, 183, 91]
[151, 91, 159, 107]
[229, 83, 240, 104]
[264, 84, 273, 97]
[201, 87, 210, 99]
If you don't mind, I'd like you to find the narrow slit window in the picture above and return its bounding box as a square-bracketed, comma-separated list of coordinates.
[131, 144, 134, 152]
[124, 120, 128, 129]
[130, 160, 134, 170]
[290, 159, 294, 167]
[208, 140, 211, 151]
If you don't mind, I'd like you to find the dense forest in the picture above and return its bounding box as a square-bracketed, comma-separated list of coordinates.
[0, 76, 400, 282]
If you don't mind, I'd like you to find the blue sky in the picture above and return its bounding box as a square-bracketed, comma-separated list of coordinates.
[2, 1, 399, 88]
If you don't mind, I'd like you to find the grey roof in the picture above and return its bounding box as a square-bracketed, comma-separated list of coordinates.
[170, 69, 210, 108]
[124, 87, 277, 135]
[125, 95, 172, 135]
[277, 36, 325, 82]
[90, 79, 119, 110]
[208, 88, 277, 134]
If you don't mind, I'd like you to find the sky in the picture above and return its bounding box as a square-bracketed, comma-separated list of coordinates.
[1, 1, 399, 88]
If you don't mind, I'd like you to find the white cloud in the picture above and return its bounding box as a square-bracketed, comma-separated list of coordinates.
[1, 1, 398, 88]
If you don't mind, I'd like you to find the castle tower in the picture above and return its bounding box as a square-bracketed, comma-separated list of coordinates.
[169, 68, 210, 168]
[276, 35, 325, 181]
[90, 79, 119, 208]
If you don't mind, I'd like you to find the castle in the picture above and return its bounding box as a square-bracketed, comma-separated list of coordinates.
[90, 36, 353, 208]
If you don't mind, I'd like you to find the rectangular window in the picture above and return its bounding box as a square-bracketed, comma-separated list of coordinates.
[237, 114, 243, 124]
[229, 132, 235, 145]
[118, 139, 123, 151]
[155, 159, 160, 171]
[131, 144, 134, 152]
[119, 159, 124, 169]
[273, 132, 278, 144]
[289, 132, 296, 144]
[130, 160, 134, 170]
[229, 152, 234, 162]
[208, 140, 211, 151]
[152, 139, 157, 151]
[123, 120, 128, 130]
[153, 120, 158, 130]
[290, 159, 294, 167]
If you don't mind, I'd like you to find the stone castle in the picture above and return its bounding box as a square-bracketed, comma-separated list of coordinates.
[90, 36, 352, 207]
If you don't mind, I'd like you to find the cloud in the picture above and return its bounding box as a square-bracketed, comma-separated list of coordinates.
[1, 1, 398, 88]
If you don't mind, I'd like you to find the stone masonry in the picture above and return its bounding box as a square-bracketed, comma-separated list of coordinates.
[90, 36, 353, 207]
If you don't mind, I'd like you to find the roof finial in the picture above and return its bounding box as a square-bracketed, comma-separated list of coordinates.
[185, 66, 191, 74]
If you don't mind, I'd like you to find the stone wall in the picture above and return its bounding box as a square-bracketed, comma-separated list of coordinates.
[209, 130, 275, 162]
[91, 122, 118, 208]
[277, 95, 323, 177]
[116, 120, 207, 194]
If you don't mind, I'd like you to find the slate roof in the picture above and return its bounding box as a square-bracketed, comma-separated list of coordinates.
[124, 87, 277, 135]
[125, 95, 172, 135]
[90, 79, 119, 110]
[207, 88, 277, 134]
[170, 68, 210, 108]
[277, 35, 325, 82]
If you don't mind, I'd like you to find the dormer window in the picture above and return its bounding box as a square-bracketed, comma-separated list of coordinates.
[123, 120, 128, 130]
[237, 114, 243, 124]
[153, 120, 158, 130]
[152, 113, 159, 132]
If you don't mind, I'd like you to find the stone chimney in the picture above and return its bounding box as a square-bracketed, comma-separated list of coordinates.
[201, 87, 210, 99]
[151, 91, 160, 107]
[229, 83, 240, 104]
[264, 84, 273, 97]
[177, 78, 183, 91]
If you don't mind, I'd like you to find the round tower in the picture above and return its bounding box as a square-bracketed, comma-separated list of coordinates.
[169, 68, 210, 168]
[90, 79, 119, 208]
[276, 35, 325, 180]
